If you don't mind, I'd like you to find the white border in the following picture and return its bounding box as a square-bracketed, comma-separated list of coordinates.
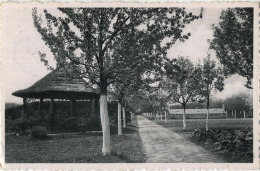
[0, 2, 259, 170]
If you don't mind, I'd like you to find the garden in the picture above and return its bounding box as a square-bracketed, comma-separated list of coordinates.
[150, 118, 253, 163]
[5, 109, 146, 163]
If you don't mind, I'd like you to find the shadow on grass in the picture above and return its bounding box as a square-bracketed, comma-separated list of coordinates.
[5, 116, 146, 163]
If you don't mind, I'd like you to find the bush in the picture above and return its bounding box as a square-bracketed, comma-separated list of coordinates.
[13, 117, 29, 134]
[192, 127, 253, 159]
[63, 117, 79, 131]
[31, 126, 48, 140]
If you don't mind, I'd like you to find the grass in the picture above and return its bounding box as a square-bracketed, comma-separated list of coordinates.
[5, 117, 146, 163]
[151, 118, 253, 163]
[153, 118, 253, 132]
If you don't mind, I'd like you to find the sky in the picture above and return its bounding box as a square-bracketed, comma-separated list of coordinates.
[2, 5, 252, 104]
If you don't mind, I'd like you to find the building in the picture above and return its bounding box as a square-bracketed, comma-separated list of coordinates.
[168, 108, 227, 119]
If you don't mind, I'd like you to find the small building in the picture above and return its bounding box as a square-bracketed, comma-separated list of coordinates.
[12, 66, 100, 129]
[168, 108, 227, 119]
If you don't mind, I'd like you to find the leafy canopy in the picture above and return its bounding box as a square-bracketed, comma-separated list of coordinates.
[163, 57, 201, 107]
[32, 8, 203, 90]
[210, 8, 253, 88]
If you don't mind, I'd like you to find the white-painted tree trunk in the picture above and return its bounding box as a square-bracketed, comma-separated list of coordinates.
[243, 110, 246, 118]
[183, 109, 186, 129]
[118, 102, 122, 135]
[164, 110, 167, 122]
[122, 106, 126, 128]
[206, 108, 209, 131]
[100, 94, 111, 155]
[130, 112, 134, 121]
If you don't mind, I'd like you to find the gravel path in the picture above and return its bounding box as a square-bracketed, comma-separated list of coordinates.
[137, 115, 224, 163]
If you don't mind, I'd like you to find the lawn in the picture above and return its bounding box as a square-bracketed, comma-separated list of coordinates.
[153, 118, 253, 132]
[152, 118, 253, 163]
[5, 117, 147, 163]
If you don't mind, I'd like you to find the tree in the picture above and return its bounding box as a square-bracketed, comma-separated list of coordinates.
[198, 54, 224, 131]
[32, 8, 202, 155]
[224, 92, 253, 112]
[163, 57, 201, 129]
[210, 8, 253, 88]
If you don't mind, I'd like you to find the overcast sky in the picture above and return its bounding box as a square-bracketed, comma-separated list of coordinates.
[2, 5, 252, 104]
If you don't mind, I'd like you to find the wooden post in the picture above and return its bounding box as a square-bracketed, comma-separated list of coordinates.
[38, 98, 43, 120]
[130, 112, 134, 121]
[91, 99, 95, 118]
[49, 99, 55, 130]
[23, 97, 27, 117]
[70, 99, 75, 117]
[164, 110, 167, 122]
[118, 101, 122, 135]
[123, 106, 126, 128]
[160, 110, 162, 121]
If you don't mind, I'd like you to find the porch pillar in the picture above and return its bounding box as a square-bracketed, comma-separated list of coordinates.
[91, 98, 99, 123]
[49, 99, 55, 130]
[22, 97, 28, 117]
[70, 99, 75, 117]
[38, 98, 43, 120]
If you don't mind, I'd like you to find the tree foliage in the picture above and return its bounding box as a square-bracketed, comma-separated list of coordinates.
[196, 54, 224, 131]
[224, 92, 253, 111]
[164, 57, 201, 108]
[210, 8, 253, 88]
[32, 7, 203, 154]
[163, 57, 201, 128]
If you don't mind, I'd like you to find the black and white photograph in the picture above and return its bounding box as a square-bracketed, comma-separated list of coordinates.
[1, 2, 259, 169]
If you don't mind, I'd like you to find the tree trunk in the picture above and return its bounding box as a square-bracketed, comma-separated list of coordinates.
[122, 106, 126, 128]
[100, 78, 111, 155]
[206, 97, 209, 131]
[130, 112, 134, 121]
[164, 109, 167, 122]
[234, 110, 237, 118]
[160, 109, 163, 121]
[243, 110, 246, 118]
[183, 107, 186, 129]
[118, 101, 122, 135]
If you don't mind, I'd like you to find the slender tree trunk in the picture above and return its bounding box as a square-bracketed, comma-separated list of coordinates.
[122, 106, 126, 128]
[164, 109, 167, 122]
[206, 97, 209, 131]
[243, 110, 246, 118]
[100, 78, 111, 155]
[131, 112, 134, 121]
[160, 108, 163, 121]
[234, 110, 237, 118]
[183, 106, 186, 129]
[118, 101, 122, 135]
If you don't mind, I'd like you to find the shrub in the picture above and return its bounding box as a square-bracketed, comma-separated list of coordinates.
[31, 126, 48, 140]
[191, 127, 253, 159]
[13, 117, 28, 134]
[63, 117, 79, 131]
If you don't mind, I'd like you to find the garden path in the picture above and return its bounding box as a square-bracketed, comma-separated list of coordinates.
[137, 115, 224, 163]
